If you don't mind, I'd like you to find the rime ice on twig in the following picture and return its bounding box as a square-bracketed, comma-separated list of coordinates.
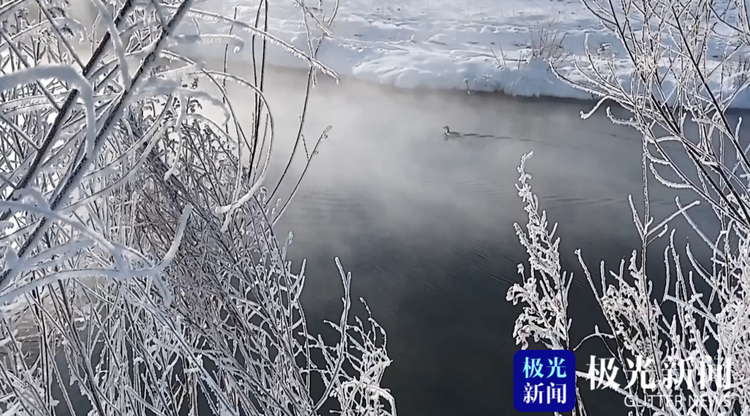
[0, 1, 394, 416]
[509, 0, 750, 413]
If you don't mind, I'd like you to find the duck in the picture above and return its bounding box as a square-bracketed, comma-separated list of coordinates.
[444, 125, 512, 140]
[443, 125, 462, 138]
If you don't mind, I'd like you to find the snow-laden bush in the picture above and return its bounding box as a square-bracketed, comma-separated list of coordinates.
[0, 1, 395, 415]
[509, 0, 750, 415]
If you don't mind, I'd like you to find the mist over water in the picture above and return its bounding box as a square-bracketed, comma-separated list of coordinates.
[213, 65, 727, 415]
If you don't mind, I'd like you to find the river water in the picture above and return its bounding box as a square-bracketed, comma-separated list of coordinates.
[236, 67, 723, 416]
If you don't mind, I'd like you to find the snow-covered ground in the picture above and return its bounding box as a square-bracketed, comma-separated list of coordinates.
[180, 0, 750, 107]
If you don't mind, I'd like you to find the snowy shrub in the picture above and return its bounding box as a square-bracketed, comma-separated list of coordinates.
[0, 1, 395, 416]
[526, 21, 567, 67]
[509, 0, 750, 415]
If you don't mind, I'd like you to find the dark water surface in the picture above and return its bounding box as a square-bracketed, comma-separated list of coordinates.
[222, 67, 726, 416]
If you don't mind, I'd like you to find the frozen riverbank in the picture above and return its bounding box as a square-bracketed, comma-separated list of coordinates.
[177, 0, 750, 107]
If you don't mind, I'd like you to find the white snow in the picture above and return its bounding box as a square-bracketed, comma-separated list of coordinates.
[177, 0, 750, 107]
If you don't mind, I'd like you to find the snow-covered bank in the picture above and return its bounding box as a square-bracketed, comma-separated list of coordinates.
[177, 0, 750, 107]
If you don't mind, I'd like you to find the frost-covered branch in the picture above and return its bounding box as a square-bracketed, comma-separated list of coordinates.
[509, 0, 750, 414]
[0, 0, 395, 415]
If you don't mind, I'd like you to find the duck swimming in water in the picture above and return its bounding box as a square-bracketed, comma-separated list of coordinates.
[443, 125, 512, 140]
[443, 125, 461, 138]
